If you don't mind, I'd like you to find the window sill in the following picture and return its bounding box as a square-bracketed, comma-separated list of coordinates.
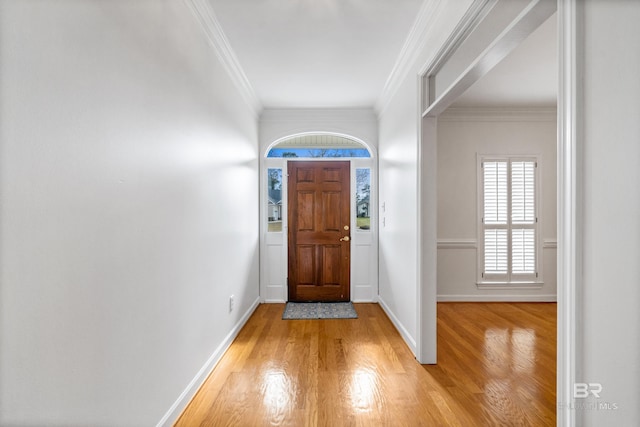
[476, 281, 544, 290]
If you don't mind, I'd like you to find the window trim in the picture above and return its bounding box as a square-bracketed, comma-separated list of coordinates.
[476, 154, 543, 287]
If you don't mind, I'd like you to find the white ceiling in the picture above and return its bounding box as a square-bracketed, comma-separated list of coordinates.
[207, 0, 424, 108]
[207, 1, 557, 110]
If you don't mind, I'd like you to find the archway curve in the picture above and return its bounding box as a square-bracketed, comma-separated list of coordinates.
[264, 131, 376, 159]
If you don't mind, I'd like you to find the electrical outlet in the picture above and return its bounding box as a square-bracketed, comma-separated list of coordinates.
[229, 295, 234, 313]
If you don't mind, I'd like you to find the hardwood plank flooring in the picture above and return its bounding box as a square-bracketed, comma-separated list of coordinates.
[175, 302, 556, 426]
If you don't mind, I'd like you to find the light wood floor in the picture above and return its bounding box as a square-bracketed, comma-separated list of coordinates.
[175, 302, 556, 426]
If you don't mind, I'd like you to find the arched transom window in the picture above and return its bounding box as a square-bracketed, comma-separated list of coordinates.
[267, 134, 371, 158]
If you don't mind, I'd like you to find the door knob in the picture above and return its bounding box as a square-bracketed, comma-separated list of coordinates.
[340, 236, 350, 242]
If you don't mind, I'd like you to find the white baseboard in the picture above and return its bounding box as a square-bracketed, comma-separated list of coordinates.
[352, 298, 378, 303]
[437, 294, 557, 302]
[157, 297, 261, 427]
[377, 296, 417, 355]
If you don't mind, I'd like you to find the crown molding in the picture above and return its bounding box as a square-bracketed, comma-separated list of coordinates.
[186, 0, 262, 116]
[375, 0, 445, 116]
[439, 106, 557, 122]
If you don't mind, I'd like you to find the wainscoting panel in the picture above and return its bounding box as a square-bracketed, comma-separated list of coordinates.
[437, 238, 557, 301]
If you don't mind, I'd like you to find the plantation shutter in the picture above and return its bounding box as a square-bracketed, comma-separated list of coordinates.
[512, 229, 536, 273]
[483, 161, 508, 278]
[481, 158, 538, 282]
[511, 161, 536, 224]
[484, 229, 508, 274]
[483, 161, 508, 225]
[511, 161, 536, 275]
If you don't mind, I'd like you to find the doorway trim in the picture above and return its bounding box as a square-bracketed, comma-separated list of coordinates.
[416, 1, 579, 426]
[260, 132, 378, 304]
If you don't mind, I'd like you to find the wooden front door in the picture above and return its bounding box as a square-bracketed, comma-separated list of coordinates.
[288, 161, 351, 302]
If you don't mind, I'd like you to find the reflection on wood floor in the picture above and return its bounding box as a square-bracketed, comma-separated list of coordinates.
[175, 302, 556, 426]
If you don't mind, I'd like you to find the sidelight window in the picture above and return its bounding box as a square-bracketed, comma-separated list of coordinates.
[267, 168, 283, 232]
[355, 168, 371, 230]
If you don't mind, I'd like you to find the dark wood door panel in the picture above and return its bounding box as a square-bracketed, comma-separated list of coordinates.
[294, 284, 344, 301]
[321, 191, 342, 232]
[321, 245, 342, 285]
[322, 167, 342, 182]
[295, 166, 315, 183]
[295, 191, 316, 231]
[295, 245, 316, 285]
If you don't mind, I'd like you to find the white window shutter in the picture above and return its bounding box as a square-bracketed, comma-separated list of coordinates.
[484, 229, 508, 274]
[511, 161, 536, 224]
[483, 161, 508, 224]
[512, 228, 536, 274]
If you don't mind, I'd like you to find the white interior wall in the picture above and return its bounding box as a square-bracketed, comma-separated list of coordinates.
[579, 0, 640, 424]
[0, 1, 259, 425]
[378, 80, 421, 350]
[377, 0, 473, 356]
[437, 108, 557, 301]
